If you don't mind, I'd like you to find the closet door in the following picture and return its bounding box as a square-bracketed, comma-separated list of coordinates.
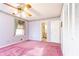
[50, 20, 61, 43]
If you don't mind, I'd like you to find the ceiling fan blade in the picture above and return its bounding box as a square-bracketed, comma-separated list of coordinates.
[29, 8, 41, 16]
[24, 3, 41, 17]
[25, 11, 32, 16]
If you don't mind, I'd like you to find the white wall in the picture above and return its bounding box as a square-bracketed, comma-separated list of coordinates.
[50, 20, 61, 43]
[0, 11, 28, 48]
[28, 21, 40, 41]
[28, 18, 61, 43]
[61, 3, 73, 56]
[74, 3, 79, 56]
[75, 3, 79, 41]
[61, 3, 69, 56]
[61, 3, 79, 56]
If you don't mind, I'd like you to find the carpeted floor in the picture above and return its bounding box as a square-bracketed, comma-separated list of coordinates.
[0, 40, 63, 56]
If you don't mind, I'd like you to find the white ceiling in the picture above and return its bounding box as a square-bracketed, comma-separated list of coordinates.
[5, 3, 63, 20]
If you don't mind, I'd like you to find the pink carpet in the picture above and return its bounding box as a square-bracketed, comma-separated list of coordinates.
[0, 40, 63, 56]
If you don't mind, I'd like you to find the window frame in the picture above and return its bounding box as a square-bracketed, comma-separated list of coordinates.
[14, 18, 26, 36]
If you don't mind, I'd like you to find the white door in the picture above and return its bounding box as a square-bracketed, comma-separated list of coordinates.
[50, 20, 61, 43]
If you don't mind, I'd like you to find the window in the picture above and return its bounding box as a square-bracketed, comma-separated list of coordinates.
[15, 19, 25, 36]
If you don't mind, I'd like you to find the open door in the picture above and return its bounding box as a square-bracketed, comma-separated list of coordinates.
[40, 20, 62, 43]
[40, 21, 48, 42]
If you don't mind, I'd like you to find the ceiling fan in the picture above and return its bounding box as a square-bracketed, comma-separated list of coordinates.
[17, 3, 32, 16]
[3, 3, 32, 17]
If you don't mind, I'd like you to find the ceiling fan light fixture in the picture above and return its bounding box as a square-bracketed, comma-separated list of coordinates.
[17, 8, 23, 13]
[26, 4, 32, 9]
[17, 4, 25, 13]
